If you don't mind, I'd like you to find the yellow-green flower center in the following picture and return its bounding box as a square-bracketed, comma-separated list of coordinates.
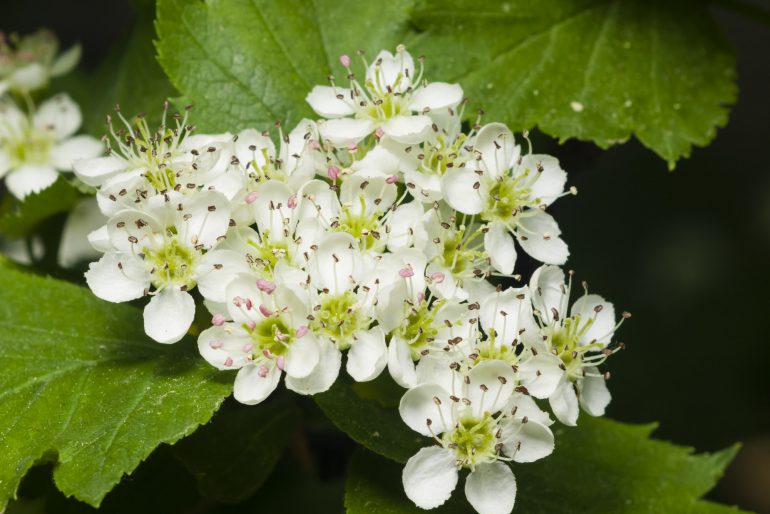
[443, 412, 498, 467]
[309, 291, 368, 349]
[143, 238, 198, 289]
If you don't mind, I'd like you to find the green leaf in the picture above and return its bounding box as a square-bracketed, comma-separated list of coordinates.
[172, 397, 300, 503]
[0, 177, 83, 238]
[314, 374, 426, 464]
[0, 263, 232, 509]
[155, 0, 412, 132]
[345, 418, 748, 514]
[410, 0, 737, 168]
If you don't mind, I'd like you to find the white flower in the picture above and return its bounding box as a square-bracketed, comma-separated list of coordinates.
[306, 46, 463, 147]
[85, 190, 231, 343]
[0, 94, 101, 199]
[198, 279, 338, 404]
[399, 360, 554, 514]
[58, 198, 106, 268]
[0, 30, 80, 96]
[443, 123, 572, 274]
[527, 265, 627, 425]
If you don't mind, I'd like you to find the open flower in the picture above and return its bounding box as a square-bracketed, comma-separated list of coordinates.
[443, 123, 572, 274]
[306, 46, 463, 147]
[84, 190, 231, 343]
[399, 360, 554, 514]
[0, 94, 101, 199]
[0, 30, 80, 96]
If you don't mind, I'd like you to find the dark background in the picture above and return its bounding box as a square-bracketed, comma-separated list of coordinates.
[4, 0, 770, 512]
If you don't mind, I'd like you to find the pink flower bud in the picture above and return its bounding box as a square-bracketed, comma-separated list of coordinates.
[209, 340, 224, 349]
[211, 314, 226, 326]
[347, 143, 358, 152]
[257, 364, 269, 378]
[399, 266, 415, 278]
[256, 279, 276, 294]
[224, 356, 234, 367]
[296, 325, 309, 338]
[259, 304, 273, 317]
[276, 356, 285, 371]
[287, 194, 298, 209]
[327, 165, 340, 181]
[244, 298, 253, 310]
[375, 127, 385, 139]
[245, 191, 259, 204]
[340, 54, 351, 67]
[430, 271, 445, 284]
[385, 174, 398, 184]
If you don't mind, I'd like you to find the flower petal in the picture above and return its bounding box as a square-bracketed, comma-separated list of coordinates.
[5, 165, 58, 200]
[368, 49, 415, 94]
[197, 325, 253, 370]
[318, 118, 374, 147]
[346, 327, 388, 382]
[310, 232, 361, 295]
[578, 367, 612, 416]
[85, 252, 149, 303]
[571, 294, 616, 346]
[408, 82, 464, 112]
[73, 155, 127, 187]
[503, 419, 554, 463]
[516, 211, 569, 265]
[285, 338, 341, 395]
[518, 352, 564, 399]
[550, 380, 579, 426]
[195, 249, 248, 303]
[485, 221, 516, 275]
[285, 334, 321, 379]
[529, 265, 566, 322]
[402, 446, 458, 510]
[523, 154, 567, 205]
[33, 93, 81, 139]
[442, 167, 485, 215]
[58, 198, 106, 268]
[305, 85, 355, 118]
[234, 363, 281, 405]
[399, 383, 451, 436]
[466, 360, 515, 416]
[474, 123, 516, 179]
[143, 288, 195, 344]
[479, 286, 537, 345]
[50, 135, 103, 171]
[387, 336, 418, 388]
[381, 115, 433, 145]
[465, 461, 517, 514]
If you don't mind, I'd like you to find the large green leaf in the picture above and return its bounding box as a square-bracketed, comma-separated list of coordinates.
[155, 0, 413, 132]
[0, 261, 232, 509]
[172, 397, 300, 503]
[346, 418, 747, 514]
[410, 0, 737, 168]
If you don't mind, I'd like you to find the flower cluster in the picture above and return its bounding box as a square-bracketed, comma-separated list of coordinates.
[0, 30, 99, 200]
[76, 46, 626, 514]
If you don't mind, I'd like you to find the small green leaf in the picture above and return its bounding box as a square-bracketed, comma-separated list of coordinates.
[345, 418, 748, 514]
[0, 177, 82, 238]
[0, 263, 232, 509]
[410, 0, 737, 168]
[314, 374, 426, 464]
[172, 397, 300, 503]
[155, 0, 412, 132]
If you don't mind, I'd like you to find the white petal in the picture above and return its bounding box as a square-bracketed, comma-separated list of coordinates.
[414, 354, 456, 393]
[387, 337, 417, 388]
[318, 118, 374, 147]
[443, 167, 485, 215]
[550, 381, 579, 426]
[197, 325, 253, 370]
[50, 135, 104, 170]
[523, 154, 567, 205]
[485, 222, 516, 275]
[6, 165, 58, 200]
[50, 44, 82, 77]
[529, 265, 567, 322]
[73, 156, 127, 187]
[350, 144, 400, 178]
[285, 338, 341, 395]
[178, 189, 231, 249]
[87, 225, 111, 252]
[57, 198, 106, 268]
[252, 180, 295, 238]
[310, 232, 361, 295]
[9, 63, 47, 92]
[465, 461, 517, 514]
[503, 419, 554, 463]
[143, 289, 195, 344]
[285, 334, 321, 379]
[516, 211, 569, 265]
[85, 252, 149, 302]
[479, 287, 537, 345]
[234, 363, 281, 405]
[518, 353, 564, 399]
[399, 383, 451, 436]
[233, 128, 275, 167]
[368, 49, 415, 93]
[346, 327, 388, 382]
[408, 82, 464, 112]
[571, 294, 616, 346]
[474, 123, 516, 179]
[578, 367, 612, 416]
[402, 447, 458, 510]
[305, 85, 355, 118]
[33, 94, 81, 139]
[195, 249, 248, 303]
[381, 115, 433, 144]
[466, 360, 515, 415]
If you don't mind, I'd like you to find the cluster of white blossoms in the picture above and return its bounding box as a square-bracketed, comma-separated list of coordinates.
[74, 46, 626, 514]
[0, 30, 100, 200]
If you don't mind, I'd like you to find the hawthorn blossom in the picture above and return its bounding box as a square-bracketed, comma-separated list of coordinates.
[0, 94, 101, 199]
[306, 46, 464, 147]
[0, 30, 80, 96]
[443, 123, 572, 274]
[399, 360, 554, 514]
[85, 190, 231, 343]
